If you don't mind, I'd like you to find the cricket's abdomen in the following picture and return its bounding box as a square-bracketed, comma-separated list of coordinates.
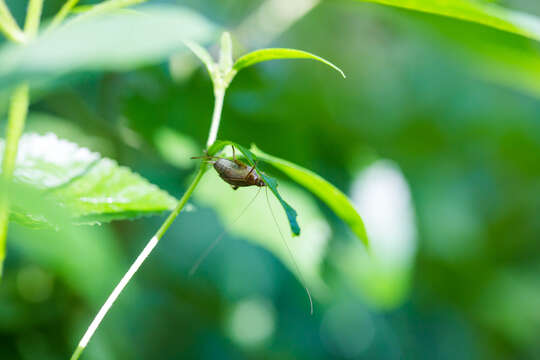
[213, 158, 265, 188]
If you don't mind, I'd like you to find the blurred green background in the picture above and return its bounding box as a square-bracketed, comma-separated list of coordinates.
[1, 0, 540, 359]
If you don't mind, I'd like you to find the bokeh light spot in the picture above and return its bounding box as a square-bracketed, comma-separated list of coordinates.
[320, 302, 375, 358]
[226, 298, 276, 347]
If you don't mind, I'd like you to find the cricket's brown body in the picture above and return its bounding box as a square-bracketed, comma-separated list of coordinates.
[192, 146, 266, 190]
[213, 158, 265, 190]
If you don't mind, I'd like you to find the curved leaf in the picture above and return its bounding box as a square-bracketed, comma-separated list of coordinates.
[0, 133, 177, 227]
[0, 5, 216, 89]
[207, 140, 300, 236]
[233, 48, 346, 78]
[250, 145, 368, 247]
[194, 170, 330, 297]
[359, 0, 540, 41]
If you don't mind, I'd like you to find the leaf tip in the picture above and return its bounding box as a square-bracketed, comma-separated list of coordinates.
[330, 63, 346, 79]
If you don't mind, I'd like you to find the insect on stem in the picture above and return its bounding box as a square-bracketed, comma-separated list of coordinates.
[265, 187, 313, 315]
[192, 145, 266, 190]
[191, 147, 312, 313]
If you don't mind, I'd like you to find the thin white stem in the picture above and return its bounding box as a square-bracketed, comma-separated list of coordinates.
[72, 30, 230, 360]
[70, 153, 207, 360]
[206, 89, 225, 148]
[77, 236, 158, 350]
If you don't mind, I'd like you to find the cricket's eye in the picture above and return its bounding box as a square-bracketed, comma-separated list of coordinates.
[259, 179, 266, 187]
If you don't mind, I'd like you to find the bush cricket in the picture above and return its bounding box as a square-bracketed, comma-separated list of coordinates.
[191, 145, 314, 314]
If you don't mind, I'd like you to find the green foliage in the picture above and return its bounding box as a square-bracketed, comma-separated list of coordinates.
[187, 36, 345, 93]
[359, 0, 540, 41]
[0, 4, 216, 89]
[233, 48, 346, 78]
[3, 0, 540, 358]
[0, 133, 177, 227]
[207, 140, 369, 245]
[251, 145, 368, 247]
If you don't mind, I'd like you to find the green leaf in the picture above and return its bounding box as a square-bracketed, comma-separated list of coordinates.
[185, 41, 216, 78]
[233, 48, 346, 78]
[69, 0, 146, 22]
[53, 159, 177, 223]
[0, 133, 100, 189]
[258, 173, 300, 236]
[357, 0, 540, 41]
[250, 145, 369, 247]
[0, 133, 177, 227]
[194, 169, 330, 297]
[0, 4, 216, 89]
[206, 140, 301, 236]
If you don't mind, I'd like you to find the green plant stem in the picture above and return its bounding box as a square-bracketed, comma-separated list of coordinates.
[0, 0, 25, 43]
[70, 30, 230, 360]
[48, 0, 80, 31]
[0, 84, 30, 277]
[0, 0, 42, 279]
[155, 167, 207, 239]
[24, 0, 43, 38]
[69, 166, 206, 360]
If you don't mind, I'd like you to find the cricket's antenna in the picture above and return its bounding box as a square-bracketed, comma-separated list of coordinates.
[190, 155, 219, 160]
[265, 188, 314, 315]
[189, 187, 262, 276]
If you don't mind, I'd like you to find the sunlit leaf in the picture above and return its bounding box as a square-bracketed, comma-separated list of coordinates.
[53, 159, 177, 224]
[0, 133, 100, 189]
[207, 140, 301, 236]
[233, 48, 346, 78]
[0, 133, 177, 227]
[0, 5, 216, 89]
[7, 182, 68, 229]
[358, 0, 540, 41]
[251, 145, 368, 247]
